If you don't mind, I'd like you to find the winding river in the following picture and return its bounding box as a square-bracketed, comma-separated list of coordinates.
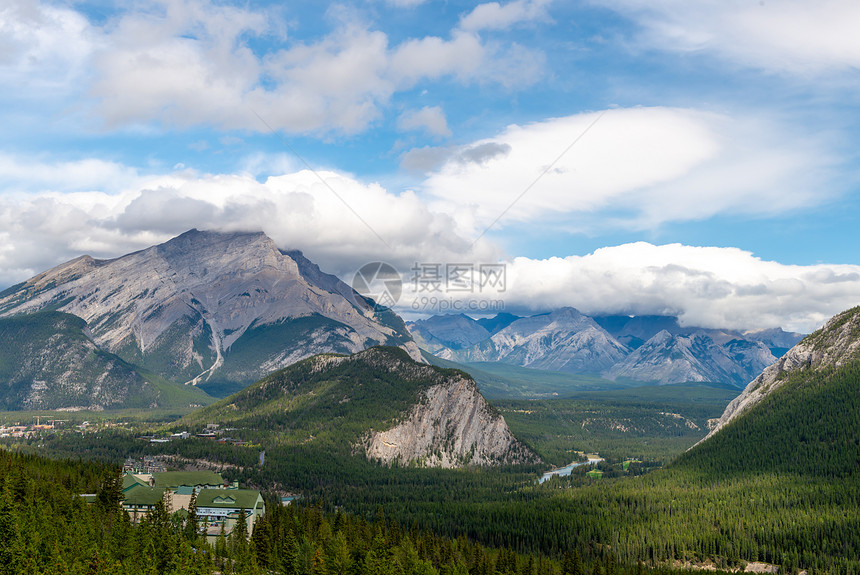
[538, 456, 603, 483]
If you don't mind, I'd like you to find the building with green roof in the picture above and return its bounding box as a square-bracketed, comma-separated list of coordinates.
[119, 470, 262, 541]
[196, 488, 265, 540]
[122, 486, 167, 519]
[151, 470, 224, 490]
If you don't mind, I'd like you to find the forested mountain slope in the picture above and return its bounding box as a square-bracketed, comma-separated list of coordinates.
[0, 311, 211, 410]
[181, 346, 538, 467]
[706, 307, 860, 448]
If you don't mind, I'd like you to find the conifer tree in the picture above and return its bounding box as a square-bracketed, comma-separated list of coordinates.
[185, 488, 199, 541]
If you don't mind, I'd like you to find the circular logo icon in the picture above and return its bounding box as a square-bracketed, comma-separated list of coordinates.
[352, 262, 402, 310]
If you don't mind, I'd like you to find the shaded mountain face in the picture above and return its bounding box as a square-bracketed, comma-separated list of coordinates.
[593, 314, 684, 349]
[411, 311, 803, 387]
[606, 330, 776, 388]
[742, 327, 805, 357]
[182, 346, 539, 468]
[438, 308, 630, 374]
[0, 311, 209, 410]
[475, 312, 521, 335]
[683, 306, 860, 479]
[0, 229, 419, 397]
[407, 314, 491, 352]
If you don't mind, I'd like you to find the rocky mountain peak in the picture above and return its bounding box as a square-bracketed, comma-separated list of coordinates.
[0, 229, 420, 397]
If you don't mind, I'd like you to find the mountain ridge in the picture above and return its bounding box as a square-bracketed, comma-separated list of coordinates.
[700, 305, 860, 444]
[0, 311, 212, 410]
[409, 311, 803, 387]
[181, 346, 539, 468]
[0, 229, 421, 405]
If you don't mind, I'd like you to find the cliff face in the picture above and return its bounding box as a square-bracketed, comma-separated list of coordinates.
[700, 306, 860, 443]
[0, 229, 420, 393]
[364, 373, 538, 467]
[182, 346, 538, 469]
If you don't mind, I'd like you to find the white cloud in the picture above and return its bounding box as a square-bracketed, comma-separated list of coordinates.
[0, 0, 95, 92]
[603, 0, 860, 74]
[1, 0, 544, 135]
[397, 106, 452, 137]
[0, 163, 499, 287]
[388, 31, 486, 86]
[459, 0, 553, 32]
[494, 243, 860, 333]
[420, 107, 838, 234]
[0, 154, 854, 333]
[0, 153, 140, 194]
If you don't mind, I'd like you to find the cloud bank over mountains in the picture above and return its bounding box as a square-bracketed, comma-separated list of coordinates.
[0, 153, 855, 334]
[2, 0, 859, 335]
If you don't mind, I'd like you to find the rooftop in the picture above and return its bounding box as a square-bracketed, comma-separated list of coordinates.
[196, 488, 263, 510]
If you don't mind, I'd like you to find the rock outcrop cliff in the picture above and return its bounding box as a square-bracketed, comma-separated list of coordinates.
[364, 371, 537, 467]
[182, 346, 538, 468]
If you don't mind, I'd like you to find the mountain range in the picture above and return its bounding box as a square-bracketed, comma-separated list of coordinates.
[0, 228, 806, 409]
[0, 229, 420, 407]
[409, 311, 804, 388]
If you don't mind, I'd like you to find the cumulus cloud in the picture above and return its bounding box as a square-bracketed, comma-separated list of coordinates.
[401, 141, 512, 173]
[397, 106, 452, 138]
[602, 0, 860, 74]
[459, 0, 554, 32]
[0, 153, 140, 194]
[421, 107, 839, 234]
[1, 0, 545, 135]
[0, 0, 95, 92]
[492, 243, 860, 333]
[0, 163, 500, 287]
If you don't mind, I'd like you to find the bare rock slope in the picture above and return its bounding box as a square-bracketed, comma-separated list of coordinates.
[364, 369, 535, 467]
[607, 330, 777, 388]
[440, 308, 629, 373]
[0, 229, 420, 394]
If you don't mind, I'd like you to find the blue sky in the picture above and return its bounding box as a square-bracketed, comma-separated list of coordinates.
[2, 0, 860, 331]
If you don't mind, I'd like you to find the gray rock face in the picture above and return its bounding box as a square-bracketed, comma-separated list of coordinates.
[0, 229, 420, 390]
[606, 330, 777, 388]
[364, 370, 539, 468]
[742, 327, 805, 353]
[441, 308, 630, 373]
[700, 306, 860, 443]
[407, 314, 491, 353]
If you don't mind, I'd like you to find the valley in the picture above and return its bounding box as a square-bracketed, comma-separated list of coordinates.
[0, 231, 857, 574]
